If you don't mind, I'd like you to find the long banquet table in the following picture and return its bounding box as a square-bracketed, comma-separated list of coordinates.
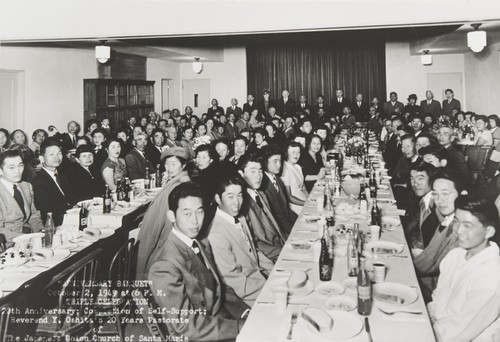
[237, 157, 437, 342]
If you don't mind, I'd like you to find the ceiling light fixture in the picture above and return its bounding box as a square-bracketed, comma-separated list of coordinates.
[467, 23, 487, 53]
[95, 40, 111, 64]
[192, 57, 203, 74]
[421, 50, 432, 66]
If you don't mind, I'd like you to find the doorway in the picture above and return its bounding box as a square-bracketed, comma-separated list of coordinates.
[427, 72, 464, 108]
[182, 79, 210, 117]
[161, 79, 172, 113]
[0, 70, 25, 130]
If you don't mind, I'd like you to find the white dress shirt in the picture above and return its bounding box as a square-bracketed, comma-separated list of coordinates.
[429, 242, 500, 342]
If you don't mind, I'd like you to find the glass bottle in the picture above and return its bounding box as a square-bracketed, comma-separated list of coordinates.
[44, 212, 55, 247]
[371, 198, 381, 226]
[319, 227, 333, 281]
[359, 183, 368, 213]
[116, 178, 124, 201]
[155, 164, 162, 188]
[79, 203, 89, 231]
[347, 231, 358, 277]
[103, 184, 112, 214]
[369, 172, 377, 199]
[125, 177, 133, 201]
[357, 257, 372, 315]
[144, 166, 151, 190]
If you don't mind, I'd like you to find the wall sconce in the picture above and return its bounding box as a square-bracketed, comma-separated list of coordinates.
[96, 40, 111, 64]
[192, 57, 203, 74]
[467, 23, 487, 53]
[421, 50, 432, 66]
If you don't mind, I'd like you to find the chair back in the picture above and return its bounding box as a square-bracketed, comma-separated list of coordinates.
[56, 257, 99, 334]
[0, 234, 6, 252]
[466, 145, 492, 172]
[108, 238, 136, 299]
[0, 304, 12, 342]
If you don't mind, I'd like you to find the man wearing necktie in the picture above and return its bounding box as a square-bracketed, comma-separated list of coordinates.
[31, 139, 76, 226]
[420, 90, 442, 119]
[260, 144, 298, 235]
[414, 170, 461, 301]
[125, 132, 156, 180]
[208, 174, 274, 306]
[149, 182, 249, 341]
[238, 153, 285, 262]
[0, 150, 44, 244]
[226, 98, 243, 121]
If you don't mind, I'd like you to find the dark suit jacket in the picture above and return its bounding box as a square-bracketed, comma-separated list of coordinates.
[226, 106, 243, 121]
[403, 104, 422, 117]
[331, 97, 351, 119]
[145, 144, 163, 170]
[257, 99, 277, 117]
[31, 168, 75, 226]
[295, 102, 311, 115]
[244, 190, 285, 263]
[312, 103, 332, 119]
[242, 102, 258, 114]
[442, 98, 461, 118]
[149, 232, 248, 341]
[225, 122, 238, 140]
[383, 133, 401, 172]
[59, 133, 79, 151]
[352, 101, 369, 122]
[125, 148, 156, 181]
[276, 98, 296, 117]
[261, 173, 297, 235]
[235, 119, 251, 133]
[68, 163, 104, 203]
[383, 101, 405, 118]
[420, 100, 442, 118]
[339, 113, 356, 126]
[0, 181, 44, 242]
[207, 106, 225, 118]
[445, 144, 469, 183]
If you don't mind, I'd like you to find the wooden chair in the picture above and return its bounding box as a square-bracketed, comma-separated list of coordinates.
[0, 304, 13, 342]
[466, 145, 493, 187]
[95, 238, 136, 339]
[36, 257, 99, 339]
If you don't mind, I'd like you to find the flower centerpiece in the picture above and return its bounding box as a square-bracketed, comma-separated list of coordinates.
[346, 134, 366, 156]
[193, 135, 212, 150]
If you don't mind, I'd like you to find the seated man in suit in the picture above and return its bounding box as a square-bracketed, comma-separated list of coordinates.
[145, 128, 165, 169]
[165, 126, 182, 148]
[414, 170, 462, 301]
[59, 120, 81, 151]
[68, 145, 104, 202]
[260, 144, 298, 235]
[391, 134, 420, 209]
[238, 154, 285, 262]
[125, 132, 156, 181]
[207, 174, 273, 306]
[149, 182, 249, 341]
[428, 195, 500, 342]
[0, 150, 44, 243]
[31, 139, 76, 226]
[436, 126, 469, 184]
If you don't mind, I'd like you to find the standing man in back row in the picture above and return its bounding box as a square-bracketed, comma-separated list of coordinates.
[442, 89, 461, 121]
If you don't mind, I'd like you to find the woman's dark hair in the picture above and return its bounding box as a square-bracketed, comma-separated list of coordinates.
[285, 141, 303, 160]
[475, 115, 488, 125]
[264, 122, 278, 133]
[195, 143, 216, 160]
[298, 117, 312, 128]
[195, 123, 207, 132]
[260, 144, 283, 173]
[233, 135, 249, 147]
[104, 138, 122, 151]
[253, 127, 267, 138]
[91, 128, 108, 139]
[306, 134, 322, 150]
[77, 136, 91, 145]
[85, 119, 99, 133]
[32, 129, 48, 141]
[214, 138, 231, 150]
[455, 195, 500, 243]
[0, 128, 12, 148]
[487, 115, 500, 128]
[10, 129, 28, 145]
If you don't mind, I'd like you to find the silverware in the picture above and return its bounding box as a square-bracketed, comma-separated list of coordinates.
[275, 268, 312, 273]
[378, 308, 423, 315]
[282, 259, 313, 263]
[365, 317, 373, 342]
[286, 313, 298, 340]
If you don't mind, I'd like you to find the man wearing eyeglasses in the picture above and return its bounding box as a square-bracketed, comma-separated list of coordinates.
[413, 170, 462, 301]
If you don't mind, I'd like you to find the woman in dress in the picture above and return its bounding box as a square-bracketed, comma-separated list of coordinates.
[180, 126, 195, 160]
[281, 141, 309, 215]
[474, 115, 493, 146]
[484, 115, 500, 181]
[0, 128, 12, 152]
[298, 134, 326, 192]
[206, 118, 222, 141]
[85, 119, 98, 140]
[101, 138, 127, 191]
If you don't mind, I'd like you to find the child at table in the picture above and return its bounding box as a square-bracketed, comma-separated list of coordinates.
[427, 195, 500, 342]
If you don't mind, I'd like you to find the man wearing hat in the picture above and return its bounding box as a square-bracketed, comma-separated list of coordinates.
[68, 145, 104, 202]
[420, 90, 442, 119]
[136, 146, 191, 280]
[404, 94, 421, 118]
[258, 89, 277, 119]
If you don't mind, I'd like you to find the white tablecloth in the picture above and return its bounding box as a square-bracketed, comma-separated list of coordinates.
[237, 170, 436, 342]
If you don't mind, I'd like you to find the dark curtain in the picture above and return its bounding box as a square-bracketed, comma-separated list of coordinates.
[246, 38, 386, 106]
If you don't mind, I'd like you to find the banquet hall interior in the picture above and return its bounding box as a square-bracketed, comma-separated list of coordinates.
[1, 1, 500, 341]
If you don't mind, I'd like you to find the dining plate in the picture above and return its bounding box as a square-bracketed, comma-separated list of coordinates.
[270, 278, 314, 298]
[32, 249, 71, 264]
[377, 198, 397, 205]
[303, 309, 363, 341]
[324, 295, 357, 311]
[373, 282, 418, 306]
[66, 208, 81, 214]
[54, 242, 79, 251]
[381, 216, 401, 230]
[365, 241, 404, 255]
[378, 184, 389, 191]
[82, 228, 114, 240]
[341, 277, 357, 292]
[315, 281, 345, 297]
